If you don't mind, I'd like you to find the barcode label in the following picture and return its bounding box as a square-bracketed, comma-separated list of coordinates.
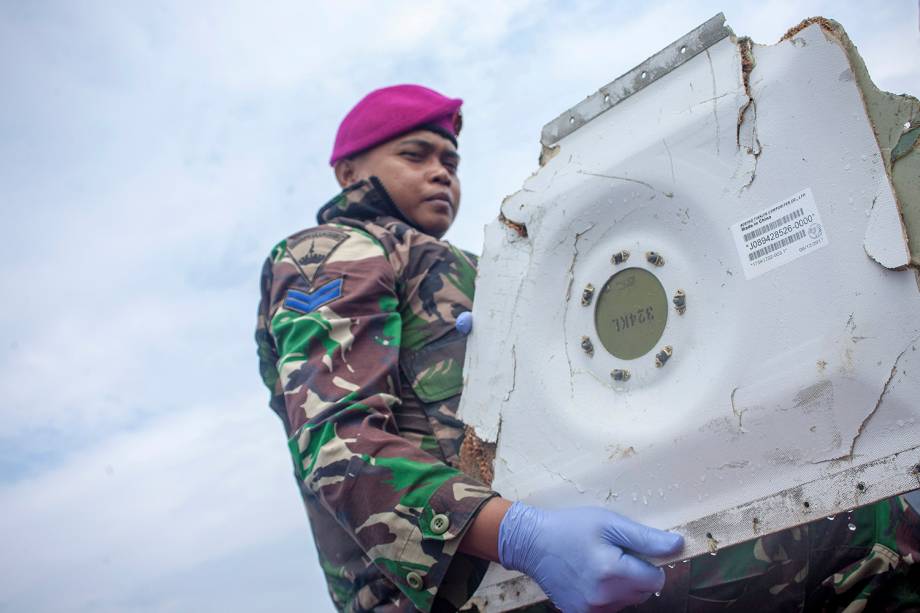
[748, 230, 806, 260]
[731, 188, 829, 280]
[743, 209, 804, 242]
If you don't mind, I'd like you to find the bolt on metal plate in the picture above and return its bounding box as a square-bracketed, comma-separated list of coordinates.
[646, 251, 665, 267]
[655, 345, 673, 368]
[611, 369, 631, 382]
[611, 250, 630, 265]
[581, 283, 595, 306]
[673, 289, 687, 315]
[580, 336, 595, 356]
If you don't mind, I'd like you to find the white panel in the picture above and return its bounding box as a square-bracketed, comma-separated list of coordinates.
[461, 21, 920, 612]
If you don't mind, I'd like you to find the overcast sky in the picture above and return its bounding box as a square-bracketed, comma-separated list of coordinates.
[1, 2, 918, 612]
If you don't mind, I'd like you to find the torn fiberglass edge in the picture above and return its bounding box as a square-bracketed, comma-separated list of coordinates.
[459, 13, 920, 612]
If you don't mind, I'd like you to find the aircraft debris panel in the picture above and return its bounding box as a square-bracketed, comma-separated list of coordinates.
[459, 13, 920, 611]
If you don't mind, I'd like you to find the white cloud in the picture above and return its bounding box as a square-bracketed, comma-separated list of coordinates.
[0, 397, 324, 612]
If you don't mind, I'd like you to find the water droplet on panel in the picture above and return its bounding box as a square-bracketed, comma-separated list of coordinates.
[667, 563, 676, 569]
[848, 523, 856, 531]
[654, 592, 661, 597]
[826, 515, 835, 521]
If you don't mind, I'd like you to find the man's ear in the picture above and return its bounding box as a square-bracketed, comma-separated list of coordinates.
[334, 158, 358, 188]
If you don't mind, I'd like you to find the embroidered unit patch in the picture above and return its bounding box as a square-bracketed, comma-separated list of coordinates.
[287, 228, 348, 285]
[284, 278, 344, 314]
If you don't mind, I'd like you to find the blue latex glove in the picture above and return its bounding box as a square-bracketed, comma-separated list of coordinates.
[498, 502, 684, 612]
[456, 311, 473, 335]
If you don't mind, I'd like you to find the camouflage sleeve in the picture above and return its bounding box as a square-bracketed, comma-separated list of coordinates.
[257, 226, 496, 612]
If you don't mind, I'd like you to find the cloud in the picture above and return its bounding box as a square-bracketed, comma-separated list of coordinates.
[0, 396, 320, 612]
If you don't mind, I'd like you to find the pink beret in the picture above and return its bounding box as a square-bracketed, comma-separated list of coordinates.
[329, 84, 463, 165]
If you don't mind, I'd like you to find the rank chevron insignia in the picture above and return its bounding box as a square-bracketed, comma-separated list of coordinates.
[283, 278, 344, 314]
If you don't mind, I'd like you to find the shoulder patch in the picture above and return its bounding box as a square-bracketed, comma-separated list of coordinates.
[287, 228, 348, 286]
[283, 277, 344, 314]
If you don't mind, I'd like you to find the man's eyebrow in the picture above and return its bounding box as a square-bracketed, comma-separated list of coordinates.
[396, 138, 459, 160]
[396, 138, 435, 149]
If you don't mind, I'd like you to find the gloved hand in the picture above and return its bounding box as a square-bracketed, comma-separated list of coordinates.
[455, 311, 473, 335]
[498, 502, 684, 612]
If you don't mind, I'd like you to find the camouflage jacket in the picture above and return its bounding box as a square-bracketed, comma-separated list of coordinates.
[256, 178, 497, 613]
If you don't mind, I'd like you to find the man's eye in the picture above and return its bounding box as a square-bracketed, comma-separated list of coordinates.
[401, 151, 422, 160]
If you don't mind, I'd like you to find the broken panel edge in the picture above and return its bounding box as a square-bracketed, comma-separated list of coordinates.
[892, 139, 920, 269]
[539, 13, 920, 270]
[471, 445, 920, 612]
[784, 17, 919, 270]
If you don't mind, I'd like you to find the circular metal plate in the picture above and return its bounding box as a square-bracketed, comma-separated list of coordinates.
[594, 267, 668, 359]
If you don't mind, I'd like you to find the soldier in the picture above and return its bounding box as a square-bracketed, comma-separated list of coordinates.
[256, 85, 920, 613]
[255, 84, 684, 613]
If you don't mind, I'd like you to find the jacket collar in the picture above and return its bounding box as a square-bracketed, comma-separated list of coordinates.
[316, 176, 417, 230]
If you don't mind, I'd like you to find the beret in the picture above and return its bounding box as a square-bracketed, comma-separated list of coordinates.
[329, 84, 462, 165]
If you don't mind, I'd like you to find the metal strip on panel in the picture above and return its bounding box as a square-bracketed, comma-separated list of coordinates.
[541, 13, 732, 147]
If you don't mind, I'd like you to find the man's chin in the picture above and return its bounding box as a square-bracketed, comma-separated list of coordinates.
[419, 217, 452, 238]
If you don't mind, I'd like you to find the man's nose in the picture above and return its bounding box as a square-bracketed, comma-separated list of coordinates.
[428, 162, 452, 185]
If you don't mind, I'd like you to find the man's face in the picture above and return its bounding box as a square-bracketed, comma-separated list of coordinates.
[335, 129, 461, 238]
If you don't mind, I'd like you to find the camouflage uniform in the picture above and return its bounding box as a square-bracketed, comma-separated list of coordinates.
[637, 495, 920, 612]
[256, 177, 497, 613]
